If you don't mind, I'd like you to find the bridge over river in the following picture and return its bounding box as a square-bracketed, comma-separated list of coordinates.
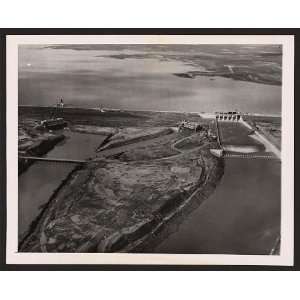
[19, 156, 87, 164]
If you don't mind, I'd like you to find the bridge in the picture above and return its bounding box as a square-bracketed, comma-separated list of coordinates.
[223, 153, 278, 160]
[19, 156, 86, 164]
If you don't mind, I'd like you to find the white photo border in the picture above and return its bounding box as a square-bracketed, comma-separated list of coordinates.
[6, 35, 294, 265]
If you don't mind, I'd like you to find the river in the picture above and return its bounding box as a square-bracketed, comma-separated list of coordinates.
[155, 158, 281, 254]
[154, 121, 281, 254]
[18, 131, 106, 240]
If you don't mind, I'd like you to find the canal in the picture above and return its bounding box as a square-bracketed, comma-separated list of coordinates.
[18, 131, 106, 240]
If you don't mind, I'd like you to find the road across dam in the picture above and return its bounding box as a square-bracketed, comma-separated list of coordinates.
[223, 153, 277, 159]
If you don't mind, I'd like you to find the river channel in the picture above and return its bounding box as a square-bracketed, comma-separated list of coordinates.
[155, 158, 281, 254]
[18, 131, 106, 240]
[155, 122, 281, 254]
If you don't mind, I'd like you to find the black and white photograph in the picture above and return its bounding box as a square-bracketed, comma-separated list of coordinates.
[5, 35, 294, 265]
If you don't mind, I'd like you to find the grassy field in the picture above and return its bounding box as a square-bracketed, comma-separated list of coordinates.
[104, 132, 180, 161]
[104, 128, 217, 162]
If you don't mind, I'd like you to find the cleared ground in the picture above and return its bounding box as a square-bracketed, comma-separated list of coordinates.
[243, 115, 281, 150]
[218, 121, 264, 150]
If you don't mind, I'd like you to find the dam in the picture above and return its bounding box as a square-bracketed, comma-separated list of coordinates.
[210, 114, 280, 160]
[155, 115, 281, 255]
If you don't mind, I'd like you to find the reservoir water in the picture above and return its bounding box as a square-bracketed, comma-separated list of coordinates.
[19, 47, 281, 114]
[18, 131, 106, 240]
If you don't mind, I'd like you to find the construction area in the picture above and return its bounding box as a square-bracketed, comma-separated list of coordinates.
[18, 106, 281, 254]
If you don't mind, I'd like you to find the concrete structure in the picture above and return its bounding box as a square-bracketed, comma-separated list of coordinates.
[178, 120, 202, 132]
[209, 149, 278, 160]
[19, 156, 86, 164]
[210, 149, 223, 158]
[215, 111, 242, 122]
[57, 98, 64, 109]
[241, 119, 281, 160]
[214, 117, 222, 148]
[38, 118, 68, 130]
[210, 117, 281, 160]
[223, 153, 278, 160]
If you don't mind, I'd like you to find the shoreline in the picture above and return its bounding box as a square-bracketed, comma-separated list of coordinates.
[20, 152, 224, 253]
[173, 71, 281, 86]
[18, 105, 282, 119]
[122, 157, 224, 253]
[19, 164, 83, 250]
[18, 134, 65, 175]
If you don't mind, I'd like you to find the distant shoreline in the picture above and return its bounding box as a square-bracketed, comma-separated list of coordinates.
[18, 105, 281, 118]
[173, 71, 281, 86]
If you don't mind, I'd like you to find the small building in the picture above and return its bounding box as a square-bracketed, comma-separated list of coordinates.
[210, 149, 223, 158]
[178, 120, 202, 132]
[39, 118, 68, 130]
